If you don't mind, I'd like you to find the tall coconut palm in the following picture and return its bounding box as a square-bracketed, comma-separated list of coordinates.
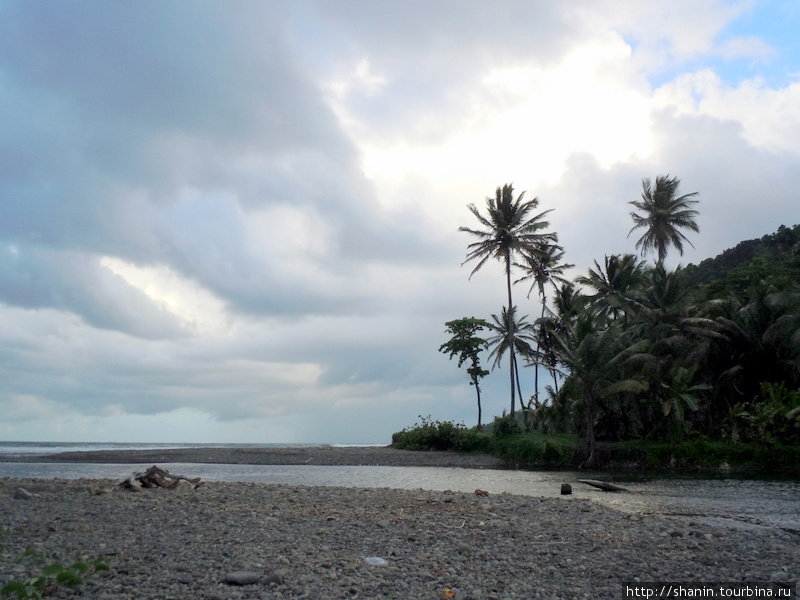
[460, 184, 555, 413]
[515, 241, 572, 404]
[628, 175, 700, 267]
[485, 305, 536, 404]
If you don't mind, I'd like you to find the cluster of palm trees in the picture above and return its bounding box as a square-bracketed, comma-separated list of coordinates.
[459, 177, 800, 463]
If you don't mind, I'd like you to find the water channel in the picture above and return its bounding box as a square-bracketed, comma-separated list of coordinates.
[2, 462, 798, 535]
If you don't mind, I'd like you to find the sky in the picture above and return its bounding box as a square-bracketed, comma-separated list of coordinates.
[1, 1, 799, 444]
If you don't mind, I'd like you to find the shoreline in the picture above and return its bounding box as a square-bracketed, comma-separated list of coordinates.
[0, 444, 507, 469]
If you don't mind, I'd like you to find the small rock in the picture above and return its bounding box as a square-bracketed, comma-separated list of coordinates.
[224, 571, 261, 585]
[363, 556, 388, 566]
[14, 487, 35, 500]
[266, 569, 287, 585]
[376, 519, 392, 528]
[770, 569, 791, 584]
[474, 489, 489, 496]
[560, 483, 572, 495]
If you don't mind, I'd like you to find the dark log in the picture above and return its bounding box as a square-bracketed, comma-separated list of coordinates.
[117, 465, 202, 491]
[576, 479, 628, 492]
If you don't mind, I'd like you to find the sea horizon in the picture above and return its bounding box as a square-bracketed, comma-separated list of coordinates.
[0, 441, 384, 458]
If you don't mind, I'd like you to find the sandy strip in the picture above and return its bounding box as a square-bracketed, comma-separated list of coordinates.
[1, 445, 507, 468]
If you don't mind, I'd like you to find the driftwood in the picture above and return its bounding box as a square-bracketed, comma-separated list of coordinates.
[577, 479, 628, 492]
[117, 465, 203, 491]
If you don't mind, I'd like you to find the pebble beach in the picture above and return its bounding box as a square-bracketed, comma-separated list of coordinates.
[1, 447, 798, 599]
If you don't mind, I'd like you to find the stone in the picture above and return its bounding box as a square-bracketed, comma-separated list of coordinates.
[363, 556, 388, 566]
[265, 569, 287, 585]
[14, 487, 35, 500]
[560, 483, 572, 495]
[770, 569, 791, 584]
[224, 571, 261, 585]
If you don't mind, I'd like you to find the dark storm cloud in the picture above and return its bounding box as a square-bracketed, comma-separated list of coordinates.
[0, 1, 447, 325]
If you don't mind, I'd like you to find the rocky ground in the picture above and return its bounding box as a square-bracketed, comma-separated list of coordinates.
[1, 477, 797, 600]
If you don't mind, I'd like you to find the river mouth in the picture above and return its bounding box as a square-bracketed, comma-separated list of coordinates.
[2, 462, 798, 535]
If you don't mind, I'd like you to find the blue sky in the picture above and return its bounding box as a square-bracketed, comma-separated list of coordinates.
[1, 0, 799, 444]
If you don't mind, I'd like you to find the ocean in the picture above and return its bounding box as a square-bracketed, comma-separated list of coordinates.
[0, 441, 373, 458]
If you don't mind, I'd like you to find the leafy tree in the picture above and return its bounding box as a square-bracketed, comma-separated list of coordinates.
[460, 184, 555, 413]
[628, 175, 699, 266]
[439, 317, 491, 428]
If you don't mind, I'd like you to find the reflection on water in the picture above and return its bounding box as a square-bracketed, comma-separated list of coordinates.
[1, 462, 798, 533]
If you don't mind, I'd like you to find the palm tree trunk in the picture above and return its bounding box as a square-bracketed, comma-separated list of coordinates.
[585, 398, 597, 468]
[505, 253, 516, 415]
[513, 352, 524, 407]
[533, 300, 546, 405]
[475, 384, 483, 429]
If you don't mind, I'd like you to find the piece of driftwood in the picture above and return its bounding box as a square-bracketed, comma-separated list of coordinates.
[117, 465, 203, 491]
[577, 479, 628, 492]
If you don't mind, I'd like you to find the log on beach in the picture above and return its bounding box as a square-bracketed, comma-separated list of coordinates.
[117, 465, 203, 491]
[577, 479, 628, 492]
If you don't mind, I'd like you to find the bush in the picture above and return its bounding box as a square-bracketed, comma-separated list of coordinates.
[490, 413, 522, 438]
[492, 432, 578, 467]
[391, 416, 491, 452]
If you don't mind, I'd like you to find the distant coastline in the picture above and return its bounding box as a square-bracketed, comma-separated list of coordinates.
[0, 443, 505, 469]
[0, 441, 378, 458]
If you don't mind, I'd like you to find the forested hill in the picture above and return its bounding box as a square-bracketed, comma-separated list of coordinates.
[682, 224, 800, 291]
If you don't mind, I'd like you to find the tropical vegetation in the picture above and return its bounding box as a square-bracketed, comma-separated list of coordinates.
[397, 178, 800, 472]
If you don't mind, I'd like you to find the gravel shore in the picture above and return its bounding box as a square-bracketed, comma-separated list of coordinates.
[1, 476, 797, 600]
[2, 445, 506, 469]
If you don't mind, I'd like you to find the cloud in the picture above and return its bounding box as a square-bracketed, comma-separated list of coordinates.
[0, 1, 798, 443]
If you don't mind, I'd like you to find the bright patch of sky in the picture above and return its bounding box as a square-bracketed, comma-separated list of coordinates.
[640, 0, 800, 89]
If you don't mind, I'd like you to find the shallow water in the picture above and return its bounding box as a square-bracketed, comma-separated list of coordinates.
[1, 462, 798, 534]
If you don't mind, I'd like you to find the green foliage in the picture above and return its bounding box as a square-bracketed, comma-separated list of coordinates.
[391, 416, 492, 452]
[439, 317, 491, 427]
[489, 413, 522, 438]
[609, 438, 800, 474]
[446, 176, 800, 471]
[732, 382, 800, 445]
[492, 432, 578, 467]
[628, 175, 699, 266]
[1, 551, 109, 599]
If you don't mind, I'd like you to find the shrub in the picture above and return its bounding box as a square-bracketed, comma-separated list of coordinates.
[391, 416, 491, 452]
[492, 432, 578, 467]
[490, 413, 522, 438]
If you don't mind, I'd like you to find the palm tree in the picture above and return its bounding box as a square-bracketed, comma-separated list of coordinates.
[576, 254, 646, 324]
[628, 175, 699, 266]
[460, 184, 555, 413]
[485, 305, 536, 409]
[515, 241, 572, 404]
[550, 315, 647, 466]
